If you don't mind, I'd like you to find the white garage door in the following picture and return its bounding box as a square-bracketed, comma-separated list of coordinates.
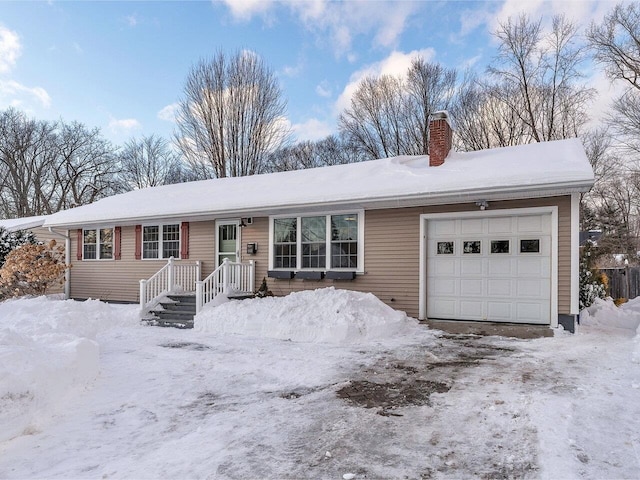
[426, 213, 552, 324]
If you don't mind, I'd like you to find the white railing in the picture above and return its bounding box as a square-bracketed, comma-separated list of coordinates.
[139, 257, 201, 310]
[196, 258, 255, 314]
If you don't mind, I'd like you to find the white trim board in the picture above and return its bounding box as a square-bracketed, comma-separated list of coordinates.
[419, 206, 559, 328]
[570, 193, 580, 315]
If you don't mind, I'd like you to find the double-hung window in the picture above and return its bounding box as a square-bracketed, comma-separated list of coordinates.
[273, 218, 297, 268]
[83, 228, 113, 260]
[271, 212, 363, 271]
[143, 224, 180, 259]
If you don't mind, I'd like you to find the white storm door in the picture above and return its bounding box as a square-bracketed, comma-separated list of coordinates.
[216, 220, 240, 265]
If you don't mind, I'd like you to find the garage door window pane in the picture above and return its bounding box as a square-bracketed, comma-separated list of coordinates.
[463, 240, 481, 254]
[437, 241, 454, 254]
[520, 239, 540, 253]
[491, 240, 510, 254]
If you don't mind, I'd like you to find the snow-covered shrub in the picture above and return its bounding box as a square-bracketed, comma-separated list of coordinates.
[0, 227, 37, 267]
[0, 240, 68, 299]
[579, 242, 607, 310]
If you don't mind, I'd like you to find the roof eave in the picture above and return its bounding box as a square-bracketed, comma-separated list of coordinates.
[43, 179, 593, 229]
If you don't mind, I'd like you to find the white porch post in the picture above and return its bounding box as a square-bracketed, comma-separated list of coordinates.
[196, 260, 202, 283]
[139, 279, 147, 309]
[167, 256, 175, 292]
[249, 260, 255, 292]
[222, 258, 230, 294]
[195, 280, 204, 314]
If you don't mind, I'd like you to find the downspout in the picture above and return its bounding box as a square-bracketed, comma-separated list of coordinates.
[48, 227, 71, 299]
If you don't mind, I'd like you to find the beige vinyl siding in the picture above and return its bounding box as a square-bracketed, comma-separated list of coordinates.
[68, 195, 573, 319]
[70, 221, 216, 302]
[248, 196, 573, 319]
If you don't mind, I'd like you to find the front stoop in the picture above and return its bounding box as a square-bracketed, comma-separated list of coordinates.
[142, 294, 197, 329]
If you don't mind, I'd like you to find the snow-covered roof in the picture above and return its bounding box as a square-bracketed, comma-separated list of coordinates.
[44, 138, 594, 228]
[0, 215, 47, 232]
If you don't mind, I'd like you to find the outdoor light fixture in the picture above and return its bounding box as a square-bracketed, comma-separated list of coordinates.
[475, 200, 489, 211]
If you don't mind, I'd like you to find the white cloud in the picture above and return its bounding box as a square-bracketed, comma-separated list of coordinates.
[108, 117, 141, 135]
[72, 42, 83, 54]
[460, 54, 483, 70]
[293, 1, 420, 57]
[490, 0, 610, 36]
[0, 26, 21, 74]
[291, 117, 334, 142]
[158, 103, 179, 122]
[282, 59, 304, 78]
[335, 48, 436, 114]
[0, 80, 51, 108]
[220, 0, 419, 58]
[125, 14, 139, 27]
[316, 81, 332, 98]
[221, 0, 274, 21]
[585, 69, 627, 130]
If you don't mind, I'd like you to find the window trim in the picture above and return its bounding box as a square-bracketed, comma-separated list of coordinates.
[82, 226, 115, 261]
[269, 210, 365, 273]
[141, 223, 182, 260]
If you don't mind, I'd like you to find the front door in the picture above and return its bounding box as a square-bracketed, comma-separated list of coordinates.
[216, 220, 240, 265]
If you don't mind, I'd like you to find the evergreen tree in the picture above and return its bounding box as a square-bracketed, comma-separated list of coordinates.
[579, 241, 607, 309]
[0, 227, 37, 267]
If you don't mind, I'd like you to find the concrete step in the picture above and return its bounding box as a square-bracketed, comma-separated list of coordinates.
[142, 316, 194, 329]
[159, 302, 197, 312]
[152, 310, 195, 321]
[166, 294, 197, 304]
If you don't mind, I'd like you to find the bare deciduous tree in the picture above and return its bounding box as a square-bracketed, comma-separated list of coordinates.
[339, 59, 456, 159]
[588, 3, 640, 91]
[452, 74, 529, 151]
[175, 51, 289, 178]
[267, 135, 364, 172]
[405, 59, 456, 155]
[118, 135, 185, 189]
[0, 108, 120, 217]
[339, 75, 409, 159]
[52, 121, 120, 210]
[489, 14, 593, 143]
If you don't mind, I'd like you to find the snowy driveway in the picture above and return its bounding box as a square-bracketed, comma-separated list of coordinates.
[1, 295, 640, 479]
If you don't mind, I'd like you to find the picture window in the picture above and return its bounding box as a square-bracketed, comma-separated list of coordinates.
[271, 213, 361, 270]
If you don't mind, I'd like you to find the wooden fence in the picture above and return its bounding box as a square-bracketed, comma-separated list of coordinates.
[600, 267, 640, 300]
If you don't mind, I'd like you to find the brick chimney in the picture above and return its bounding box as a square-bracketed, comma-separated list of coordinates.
[428, 111, 453, 167]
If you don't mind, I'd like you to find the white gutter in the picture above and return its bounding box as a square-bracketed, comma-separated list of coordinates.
[47, 227, 71, 299]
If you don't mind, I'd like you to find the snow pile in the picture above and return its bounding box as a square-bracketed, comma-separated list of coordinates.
[579, 297, 640, 363]
[195, 287, 418, 344]
[579, 297, 640, 330]
[0, 296, 139, 442]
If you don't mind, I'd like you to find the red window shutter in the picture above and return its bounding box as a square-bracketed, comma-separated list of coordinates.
[135, 225, 142, 260]
[114, 226, 122, 260]
[76, 229, 83, 260]
[181, 222, 189, 259]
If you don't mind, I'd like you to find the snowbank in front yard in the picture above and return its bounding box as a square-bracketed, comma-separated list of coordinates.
[0, 296, 138, 442]
[580, 297, 640, 363]
[194, 287, 419, 344]
[580, 297, 640, 331]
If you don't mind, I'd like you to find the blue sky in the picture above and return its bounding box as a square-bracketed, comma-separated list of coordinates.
[0, 0, 619, 146]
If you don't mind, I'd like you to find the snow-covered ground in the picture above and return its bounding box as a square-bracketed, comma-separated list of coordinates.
[0, 289, 639, 479]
